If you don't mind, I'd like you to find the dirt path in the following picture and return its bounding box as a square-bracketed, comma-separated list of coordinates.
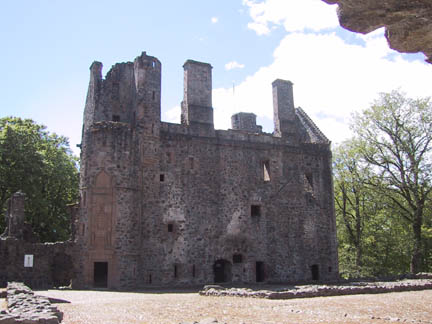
[38, 289, 432, 324]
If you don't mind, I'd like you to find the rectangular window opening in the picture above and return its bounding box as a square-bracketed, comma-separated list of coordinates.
[192, 264, 196, 278]
[263, 161, 270, 182]
[189, 157, 195, 170]
[251, 205, 261, 218]
[306, 173, 313, 188]
[233, 254, 243, 263]
[160, 174, 165, 182]
[174, 265, 178, 278]
[152, 91, 155, 101]
[167, 224, 174, 232]
[112, 115, 120, 122]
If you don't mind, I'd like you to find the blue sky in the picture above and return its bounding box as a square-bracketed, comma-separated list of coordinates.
[2, 0, 432, 155]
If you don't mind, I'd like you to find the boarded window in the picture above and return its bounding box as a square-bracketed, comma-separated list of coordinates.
[251, 205, 261, 218]
[263, 161, 270, 181]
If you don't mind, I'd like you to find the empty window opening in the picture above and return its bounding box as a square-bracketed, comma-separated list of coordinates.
[112, 115, 120, 122]
[306, 173, 313, 188]
[160, 174, 165, 182]
[152, 91, 155, 101]
[213, 259, 232, 283]
[83, 191, 86, 206]
[148, 274, 152, 284]
[174, 265, 178, 278]
[311, 264, 319, 281]
[152, 61, 156, 68]
[167, 224, 174, 232]
[233, 254, 243, 264]
[251, 205, 261, 218]
[328, 266, 332, 273]
[192, 264, 196, 278]
[189, 157, 195, 170]
[256, 261, 265, 282]
[81, 224, 85, 236]
[93, 262, 108, 288]
[263, 161, 270, 181]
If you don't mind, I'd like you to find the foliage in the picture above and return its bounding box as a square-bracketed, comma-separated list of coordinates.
[335, 90, 432, 276]
[0, 117, 79, 242]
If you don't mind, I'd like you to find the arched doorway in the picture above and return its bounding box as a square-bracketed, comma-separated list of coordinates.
[213, 259, 232, 283]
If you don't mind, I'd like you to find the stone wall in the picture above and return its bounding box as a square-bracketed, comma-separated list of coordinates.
[75, 52, 339, 290]
[0, 238, 74, 289]
[0, 282, 63, 324]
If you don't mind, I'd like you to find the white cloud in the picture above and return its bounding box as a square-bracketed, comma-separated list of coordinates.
[225, 61, 245, 70]
[243, 0, 338, 35]
[212, 31, 432, 144]
[211, 17, 218, 24]
[162, 105, 181, 124]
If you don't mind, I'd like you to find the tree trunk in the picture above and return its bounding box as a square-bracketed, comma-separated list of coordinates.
[410, 210, 423, 273]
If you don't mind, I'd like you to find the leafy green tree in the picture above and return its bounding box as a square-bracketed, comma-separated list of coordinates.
[0, 117, 79, 242]
[333, 142, 378, 277]
[351, 90, 432, 273]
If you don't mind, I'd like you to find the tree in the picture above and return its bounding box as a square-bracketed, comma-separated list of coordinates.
[0, 117, 79, 242]
[351, 90, 432, 273]
[333, 142, 377, 276]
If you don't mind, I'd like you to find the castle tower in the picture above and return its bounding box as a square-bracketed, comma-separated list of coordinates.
[76, 52, 162, 290]
[181, 60, 214, 128]
[272, 79, 296, 137]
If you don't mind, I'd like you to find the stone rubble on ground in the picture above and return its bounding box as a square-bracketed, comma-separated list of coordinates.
[0, 282, 63, 324]
[199, 278, 432, 300]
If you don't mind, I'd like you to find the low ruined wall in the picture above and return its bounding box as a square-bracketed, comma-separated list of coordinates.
[0, 238, 74, 289]
[200, 278, 432, 299]
[0, 282, 63, 324]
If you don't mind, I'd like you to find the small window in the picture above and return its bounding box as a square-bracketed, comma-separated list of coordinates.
[174, 265, 178, 278]
[192, 264, 196, 278]
[251, 205, 261, 217]
[152, 91, 155, 101]
[160, 174, 165, 182]
[306, 173, 313, 188]
[328, 266, 332, 273]
[189, 157, 195, 170]
[112, 115, 120, 122]
[152, 61, 156, 68]
[263, 161, 270, 182]
[167, 224, 173, 232]
[233, 254, 243, 263]
[148, 274, 152, 284]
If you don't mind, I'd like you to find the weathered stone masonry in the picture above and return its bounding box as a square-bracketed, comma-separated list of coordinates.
[74, 51, 339, 289]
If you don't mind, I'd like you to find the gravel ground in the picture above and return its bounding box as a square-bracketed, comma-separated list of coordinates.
[35, 289, 432, 324]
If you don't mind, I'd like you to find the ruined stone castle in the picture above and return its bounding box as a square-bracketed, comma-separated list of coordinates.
[0, 52, 338, 290]
[72, 51, 338, 289]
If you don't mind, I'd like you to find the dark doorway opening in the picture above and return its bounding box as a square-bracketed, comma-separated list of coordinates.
[256, 261, 265, 282]
[311, 264, 319, 281]
[94, 262, 108, 288]
[213, 259, 232, 283]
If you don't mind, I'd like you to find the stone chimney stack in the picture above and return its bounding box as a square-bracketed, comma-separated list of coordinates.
[272, 79, 296, 137]
[181, 60, 214, 128]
